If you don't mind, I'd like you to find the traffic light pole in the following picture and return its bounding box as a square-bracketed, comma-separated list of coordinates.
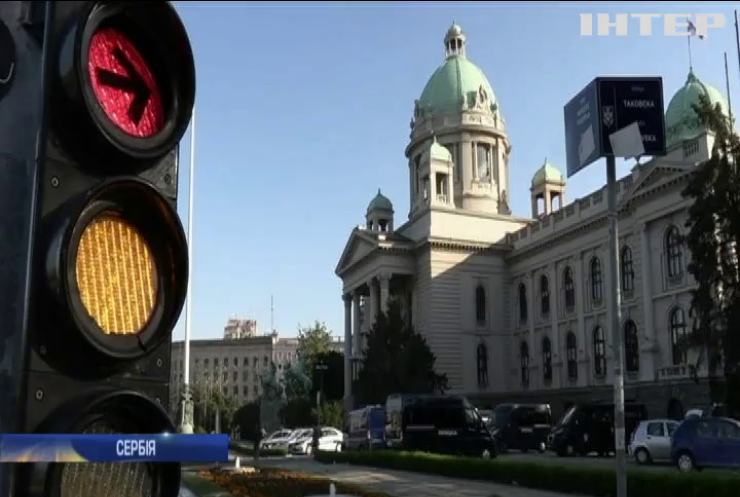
[179, 106, 196, 434]
[606, 155, 627, 497]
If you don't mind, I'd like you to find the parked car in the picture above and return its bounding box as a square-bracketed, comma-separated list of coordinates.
[345, 405, 386, 450]
[288, 427, 343, 455]
[671, 416, 740, 471]
[628, 419, 680, 464]
[259, 429, 293, 450]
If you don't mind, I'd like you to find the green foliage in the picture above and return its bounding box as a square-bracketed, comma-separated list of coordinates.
[682, 93, 740, 413]
[191, 385, 239, 434]
[232, 401, 261, 440]
[312, 400, 344, 429]
[279, 397, 315, 428]
[354, 300, 448, 405]
[261, 362, 285, 402]
[310, 350, 344, 401]
[297, 321, 334, 372]
[315, 450, 740, 497]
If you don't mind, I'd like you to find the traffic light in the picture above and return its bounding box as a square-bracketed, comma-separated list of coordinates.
[0, 1, 195, 496]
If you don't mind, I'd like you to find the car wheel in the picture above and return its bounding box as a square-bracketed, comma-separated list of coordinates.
[335, 442, 342, 452]
[676, 451, 695, 472]
[306, 445, 313, 455]
[634, 448, 651, 465]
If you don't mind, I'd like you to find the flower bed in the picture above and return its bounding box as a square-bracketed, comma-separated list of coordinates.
[197, 467, 392, 497]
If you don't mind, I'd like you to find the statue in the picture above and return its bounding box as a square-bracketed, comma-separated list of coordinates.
[260, 362, 284, 402]
[282, 356, 313, 400]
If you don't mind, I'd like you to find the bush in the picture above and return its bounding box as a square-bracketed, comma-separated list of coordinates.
[229, 441, 288, 458]
[199, 467, 391, 497]
[314, 450, 740, 497]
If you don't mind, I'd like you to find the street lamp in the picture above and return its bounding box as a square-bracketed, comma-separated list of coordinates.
[313, 362, 329, 452]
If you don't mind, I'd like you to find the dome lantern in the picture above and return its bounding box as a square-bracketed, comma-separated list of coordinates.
[444, 21, 467, 59]
[366, 189, 394, 233]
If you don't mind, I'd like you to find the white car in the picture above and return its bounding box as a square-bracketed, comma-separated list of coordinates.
[259, 429, 295, 450]
[288, 427, 343, 455]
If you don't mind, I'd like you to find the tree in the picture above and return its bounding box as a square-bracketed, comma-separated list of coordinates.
[233, 401, 261, 440]
[682, 93, 740, 415]
[313, 400, 344, 429]
[297, 321, 334, 372]
[354, 300, 448, 405]
[279, 397, 314, 428]
[310, 350, 344, 402]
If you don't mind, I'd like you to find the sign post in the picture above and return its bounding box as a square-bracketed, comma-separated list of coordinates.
[564, 76, 666, 497]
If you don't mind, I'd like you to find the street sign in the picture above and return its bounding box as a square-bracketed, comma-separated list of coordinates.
[564, 76, 666, 178]
[564, 79, 601, 178]
[597, 77, 666, 157]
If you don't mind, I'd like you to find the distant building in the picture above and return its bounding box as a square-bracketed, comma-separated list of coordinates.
[170, 333, 344, 411]
[223, 318, 258, 339]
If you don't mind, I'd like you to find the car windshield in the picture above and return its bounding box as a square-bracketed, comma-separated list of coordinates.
[269, 430, 291, 439]
[558, 406, 576, 426]
[490, 405, 514, 428]
[294, 429, 311, 439]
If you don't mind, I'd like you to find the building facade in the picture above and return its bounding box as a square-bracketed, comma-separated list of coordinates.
[170, 333, 344, 412]
[335, 23, 729, 419]
[223, 318, 258, 339]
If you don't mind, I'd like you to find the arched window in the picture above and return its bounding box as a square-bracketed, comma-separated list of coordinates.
[621, 246, 635, 293]
[590, 257, 603, 302]
[665, 225, 683, 278]
[566, 332, 578, 379]
[624, 320, 639, 372]
[542, 336, 552, 382]
[564, 267, 575, 310]
[476, 343, 489, 386]
[518, 283, 528, 322]
[520, 341, 530, 387]
[670, 307, 688, 365]
[475, 285, 487, 324]
[593, 326, 606, 376]
[540, 275, 550, 316]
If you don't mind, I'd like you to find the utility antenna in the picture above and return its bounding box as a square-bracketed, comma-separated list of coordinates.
[270, 295, 275, 333]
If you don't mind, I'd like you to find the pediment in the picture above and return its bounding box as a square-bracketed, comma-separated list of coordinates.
[622, 161, 691, 204]
[335, 229, 378, 276]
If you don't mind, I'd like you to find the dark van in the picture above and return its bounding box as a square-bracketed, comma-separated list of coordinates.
[402, 395, 497, 458]
[488, 403, 552, 453]
[549, 401, 648, 457]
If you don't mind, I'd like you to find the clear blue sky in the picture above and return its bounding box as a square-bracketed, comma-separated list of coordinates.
[170, 2, 739, 341]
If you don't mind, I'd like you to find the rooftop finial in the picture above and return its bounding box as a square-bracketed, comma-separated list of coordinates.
[377, 188, 382, 195]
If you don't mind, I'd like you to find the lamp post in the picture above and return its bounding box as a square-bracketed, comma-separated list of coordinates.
[313, 362, 329, 452]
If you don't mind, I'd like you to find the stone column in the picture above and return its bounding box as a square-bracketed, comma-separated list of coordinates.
[352, 292, 362, 358]
[379, 272, 391, 314]
[639, 222, 655, 376]
[343, 293, 352, 403]
[549, 264, 560, 387]
[574, 253, 587, 386]
[369, 278, 378, 328]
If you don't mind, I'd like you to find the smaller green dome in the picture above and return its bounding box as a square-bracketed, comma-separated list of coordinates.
[532, 159, 564, 187]
[422, 135, 453, 163]
[665, 69, 729, 148]
[367, 189, 393, 213]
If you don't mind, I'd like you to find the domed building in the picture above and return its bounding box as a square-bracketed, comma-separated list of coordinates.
[335, 24, 728, 418]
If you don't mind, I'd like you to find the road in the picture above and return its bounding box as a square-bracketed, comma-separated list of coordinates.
[251, 457, 590, 497]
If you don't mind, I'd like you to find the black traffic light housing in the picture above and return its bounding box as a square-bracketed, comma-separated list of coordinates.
[0, 2, 195, 496]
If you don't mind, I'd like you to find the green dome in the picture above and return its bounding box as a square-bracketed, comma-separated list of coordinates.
[417, 25, 497, 116]
[532, 159, 564, 187]
[665, 69, 729, 149]
[422, 135, 453, 163]
[367, 189, 393, 213]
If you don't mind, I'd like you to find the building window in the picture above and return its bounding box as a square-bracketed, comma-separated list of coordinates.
[564, 267, 575, 310]
[242, 371, 248, 381]
[593, 326, 606, 377]
[665, 225, 683, 278]
[540, 275, 550, 316]
[222, 372, 227, 382]
[476, 143, 491, 181]
[566, 332, 578, 379]
[243, 357, 248, 366]
[477, 343, 488, 386]
[542, 336, 552, 382]
[670, 307, 688, 365]
[520, 341, 530, 387]
[590, 257, 603, 302]
[621, 246, 635, 294]
[232, 371, 238, 381]
[475, 285, 487, 325]
[683, 138, 699, 158]
[233, 357, 238, 366]
[233, 386, 238, 395]
[222, 387, 228, 395]
[624, 320, 639, 373]
[518, 283, 528, 323]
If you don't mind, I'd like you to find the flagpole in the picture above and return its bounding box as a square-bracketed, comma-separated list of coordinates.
[725, 52, 734, 125]
[687, 34, 693, 70]
[179, 106, 196, 434]
[735, 11, 740, 90]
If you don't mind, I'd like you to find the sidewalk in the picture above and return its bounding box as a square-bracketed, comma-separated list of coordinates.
[252, 457, 589, 497]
